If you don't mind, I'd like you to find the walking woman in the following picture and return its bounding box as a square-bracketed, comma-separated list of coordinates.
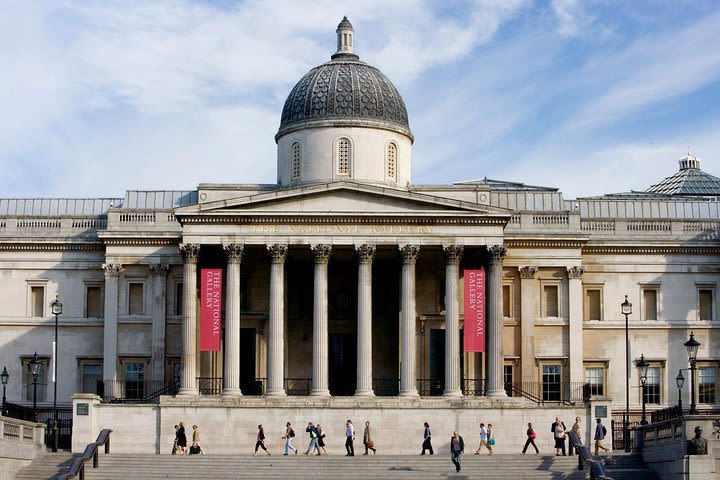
[317, 424, 328, 455]
[522, 422, 539, 454]
[487, 423, 495, 455]
[253, 424, 271, 456]
[553, 419, 566, 456]
[282, 422, 297, 455]
[363, 421, 377, 455]
[177, 422, 188, 455]
[421, 422, 434, 455]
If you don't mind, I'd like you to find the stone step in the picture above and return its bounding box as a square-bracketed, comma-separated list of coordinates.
[14, 451, 78, 480]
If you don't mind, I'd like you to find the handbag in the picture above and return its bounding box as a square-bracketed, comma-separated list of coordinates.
[367, 440, 374, 448]
[530, 432, 537, 439]
[488, 438, 496, 446]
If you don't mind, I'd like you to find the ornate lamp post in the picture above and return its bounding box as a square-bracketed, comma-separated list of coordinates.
[29, 352, 41, 422]
[684, 332, 700, 415]
[676, 370, 685, 415]
[621, 295, 632, 451]
[635, 354, 649, 425]
[50, 295, 63, 452]
[1, 366, 9, 417]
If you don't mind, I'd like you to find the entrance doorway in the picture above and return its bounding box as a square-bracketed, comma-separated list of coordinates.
[429, 329, 445, 395]
[240, 328, 259, 394]
[329, 332, 357, 395]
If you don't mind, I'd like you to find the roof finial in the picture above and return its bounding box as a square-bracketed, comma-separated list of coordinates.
[332, 16, 357, 60]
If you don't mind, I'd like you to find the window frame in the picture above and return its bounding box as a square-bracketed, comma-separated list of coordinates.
[385, 141, 397, 181]
[540, 280, 562, 319]
[22, 354, 49, 402]
[126, 279, 147, 316]
[697, 284, 715, 321]
[584, 363, 607, 397]
[78, 359, 104, 396]
[336, 137, 352, 177]
[697, 364, 717, 405]
[120, 359, 147, 400]
[640, 285, 659, 321]
[642, 363, 664, 405]
[502, 282, 514, 319]
[27, 280, 48, 318]
[84, 281, 104, 318]
[583, 285, 603, 321]
[291, 141, 302, 180]
[539, 361, 563, 401]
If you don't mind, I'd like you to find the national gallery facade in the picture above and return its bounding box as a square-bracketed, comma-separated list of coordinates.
[1, 18, 719, 453]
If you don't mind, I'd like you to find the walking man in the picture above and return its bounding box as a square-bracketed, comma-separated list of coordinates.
[474, 423, 489, 454]
[282, 422, 297, 455]
[304, 422, 321, 455]
[345, 420, 355, 456]
[450, 431, 464, 472]
[421, 422, 434, 455]
[594, 418, 609, 456]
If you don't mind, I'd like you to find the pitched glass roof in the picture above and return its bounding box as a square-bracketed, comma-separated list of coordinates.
[646, 154, 720, 196]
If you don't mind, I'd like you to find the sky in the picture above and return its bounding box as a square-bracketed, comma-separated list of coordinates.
[2, 0, 720, 200]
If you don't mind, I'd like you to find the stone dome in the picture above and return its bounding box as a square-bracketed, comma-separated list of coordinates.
[276, 18, 412, 142]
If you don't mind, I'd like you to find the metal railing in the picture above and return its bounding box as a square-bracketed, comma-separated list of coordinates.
[463, 378, 487, 396]
[58, 429, 112, 480]
[417, 378, 444, 396]
[108, 380, 179, 404]
[509, 381, 586, 405]
[285, 378, 311, 395]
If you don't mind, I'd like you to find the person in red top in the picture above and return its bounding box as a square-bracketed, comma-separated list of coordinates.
[522, 422, 539, 454]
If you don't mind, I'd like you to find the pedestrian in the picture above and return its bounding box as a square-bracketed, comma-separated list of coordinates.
[304, 422, 321, 455]
[171, 425, 179, 455]
[253, 424, 271, 456]
[421, 422, 434, 455]
[450, 430, 464, 473]
[363, 421, 376, 455]
[345, 420, 355, 456]
[190, 424, 204, 454]
[282, 421, 297, 455]
[522, 422, 539, 455]
[550, 417, 567, 455]
[474, 423, 489, 454]
[570, 417, 581, 455]
[177, 422, 188, 455]
[317, 423, 328, 455]
[594, 418, 609, 456]
[553, 419, 566, 456]
[487, 423, 495, 454]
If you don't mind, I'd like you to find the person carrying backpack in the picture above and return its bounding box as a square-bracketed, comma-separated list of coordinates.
[282, 421, 297, 455]
[304, 422, 321, 455]
[594, 418, 609, 455]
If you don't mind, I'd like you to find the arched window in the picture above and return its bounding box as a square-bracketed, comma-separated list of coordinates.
[291, 142, 301, 180]
[337, 138, 351, 176]
[386, 142, 397, 180]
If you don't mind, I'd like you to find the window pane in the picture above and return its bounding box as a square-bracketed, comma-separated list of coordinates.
[292, 142, 301, 179]
[643, 289, 657, 320]
[82, 364, 102, 395]
[586, 367, 604, 396]
[23, 359, 47, 402]
[175, 282, 184, 316]
[544, 286, 558, 317]
[699, 290, 713, 320]
[542, 365, 561, 401]
[124, 363, 145, 399]
[338, 138, 351, 175]
[586, 290, 601, 320]
[502, 285, 511, 318]
[699, 367, 716, 404]
[129, 283, 144, 315]
[504, 365, 513, 397]
[644, 367, 661, 404]
[31, 286, 44, 317]
[386, 143, 396, 180]
[86, 286, 103, 318]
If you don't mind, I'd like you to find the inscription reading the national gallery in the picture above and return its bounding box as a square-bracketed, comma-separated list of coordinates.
[248, 224, 433, 234]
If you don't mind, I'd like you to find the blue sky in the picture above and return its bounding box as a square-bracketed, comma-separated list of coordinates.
[2, 0, 720, 200]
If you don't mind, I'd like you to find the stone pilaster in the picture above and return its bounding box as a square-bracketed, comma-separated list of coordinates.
[355, 244, 375, 397]
[519, 266, 539, 383]
[266, 244, 288, 397]
[149, 264, 170, 385]
[567, 266, 585, 385]
[223, 244, 244, 396]
[310, 244, 331, 396]
[486, 245, 507, 397]
[399, 244, 420, 397]
[442, 245, 463, 397]
[101, 263, 121, 400]
[178, 244, 200, 396]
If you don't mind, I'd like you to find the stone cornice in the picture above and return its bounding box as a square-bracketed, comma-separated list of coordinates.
[103, 239, 179, 246]
[0, 242, 104, 252]
[505, 239, 587, 249]
[178, 214, 507, 226]
[583, 245, 720, 255]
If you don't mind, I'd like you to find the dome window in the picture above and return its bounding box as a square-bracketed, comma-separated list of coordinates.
[337, 138, 352, 176]
[386, 142, 397, 181]
[291, 142, 301, 180]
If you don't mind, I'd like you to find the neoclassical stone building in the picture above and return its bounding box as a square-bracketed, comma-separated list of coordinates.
[1, 17, 719, 453]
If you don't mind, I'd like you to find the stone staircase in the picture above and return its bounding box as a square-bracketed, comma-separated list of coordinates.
[14, 453, 658, 480]
[13, 451, 78, 480]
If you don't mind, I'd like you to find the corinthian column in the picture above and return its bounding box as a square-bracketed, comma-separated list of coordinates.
[486, 245, 507, 398]
[311, 244, 331, 396]
[266, 244, 288, 397]
[149, 264, 170, 385]
[443, 245, 463, 397]
[102, 263, 121, 400]
[223, 244, 244, 396]
[178, 244, 200, 396]
[355, 244, 375, 397]
[399, 244, 420, 397]
[567, 266, 585, 386]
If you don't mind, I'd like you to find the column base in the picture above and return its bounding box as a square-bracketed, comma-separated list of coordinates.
[398, 389, 420, 398]
[176, 388, 199, 396]
[354, 390, 375, 397]
[266, 389, 287, 397]
[486, 389, 508, 398]
[222, 388, 243, 397]
[443, 389, 462, 398]
[310, 389, 331, 397]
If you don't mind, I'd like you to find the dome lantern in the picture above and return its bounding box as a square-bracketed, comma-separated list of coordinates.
[333, 16, 357, 60]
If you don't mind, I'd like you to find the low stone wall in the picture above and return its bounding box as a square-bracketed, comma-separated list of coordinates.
[0, 415, 46, 480]
[72, 394, 605, 456]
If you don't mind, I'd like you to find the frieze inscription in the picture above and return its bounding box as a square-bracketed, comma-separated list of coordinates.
[248, 224, 434, 234]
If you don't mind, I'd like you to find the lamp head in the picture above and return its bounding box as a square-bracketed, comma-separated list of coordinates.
[1, 366, 8, 386]
[50, 295, 63, 316]
[684, 332, 700, 361]
[676, 370, 685, 389]
[621, 295, 632, 315]
[635, 353, 649, 384]
[29, 352, 41, 378]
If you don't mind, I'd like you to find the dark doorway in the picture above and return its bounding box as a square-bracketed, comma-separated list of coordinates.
[240, 328, 260, 394]
[329, 332, 357, 395]
[429, 329, 445, 396]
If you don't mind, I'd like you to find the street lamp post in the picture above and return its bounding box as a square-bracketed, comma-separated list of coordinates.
[1, 366, 9, 417]
[50, 295, 63, 452]
[29, 352, 40, 422]
[636, 354, 649, 425]
[621, 295, 632, 452]
[684, 332, 700, 415]
[676, 370, 685, 416]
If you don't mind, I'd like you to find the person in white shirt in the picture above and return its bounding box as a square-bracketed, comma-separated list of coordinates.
[474, 423, 490, 454]
[345, 420, 355, 456]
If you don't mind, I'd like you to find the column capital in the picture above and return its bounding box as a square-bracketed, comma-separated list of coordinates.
[148, 264, 170, 277]
[518, 266, 539, 279]
[267, 243, 288, 263]
[180, 243, 200, 263]
[224, 243, 245, 264]
[442, 244, 463, 264]
[567, 265, 586, 279]
[399, 244, 420, 264]
[355, 244, 376, 263]
[488, 245, 507, 265]
[311, 244, 332, 263]
[102, 263, 122, 277]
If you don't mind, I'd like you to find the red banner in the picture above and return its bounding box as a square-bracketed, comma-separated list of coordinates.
[200, 268, 222, 351]
[464, 269, 485, 352]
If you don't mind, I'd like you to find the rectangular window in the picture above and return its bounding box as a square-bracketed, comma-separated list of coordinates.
[86, 285, 103, 318]
[585, 367, 604, 396]
[699, 289, 713, 321]
[174, 282, 184, 316]
[544, 285, 559, 317]
[128, 283, 144, 315]
[644, 367, 661, 404]
[504, 364, 513, 397]
[542, 364, 561, 401]
[502, 285, 512, 318]
[31, 286, 45, 317]
[699, 367, 716, 404]
[642, 289, 658, 321]
[81, 364, 103, 395]
[124, 362, 145, 399]
[22, 357, 48, 402]
[585, 289, 602, 321]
